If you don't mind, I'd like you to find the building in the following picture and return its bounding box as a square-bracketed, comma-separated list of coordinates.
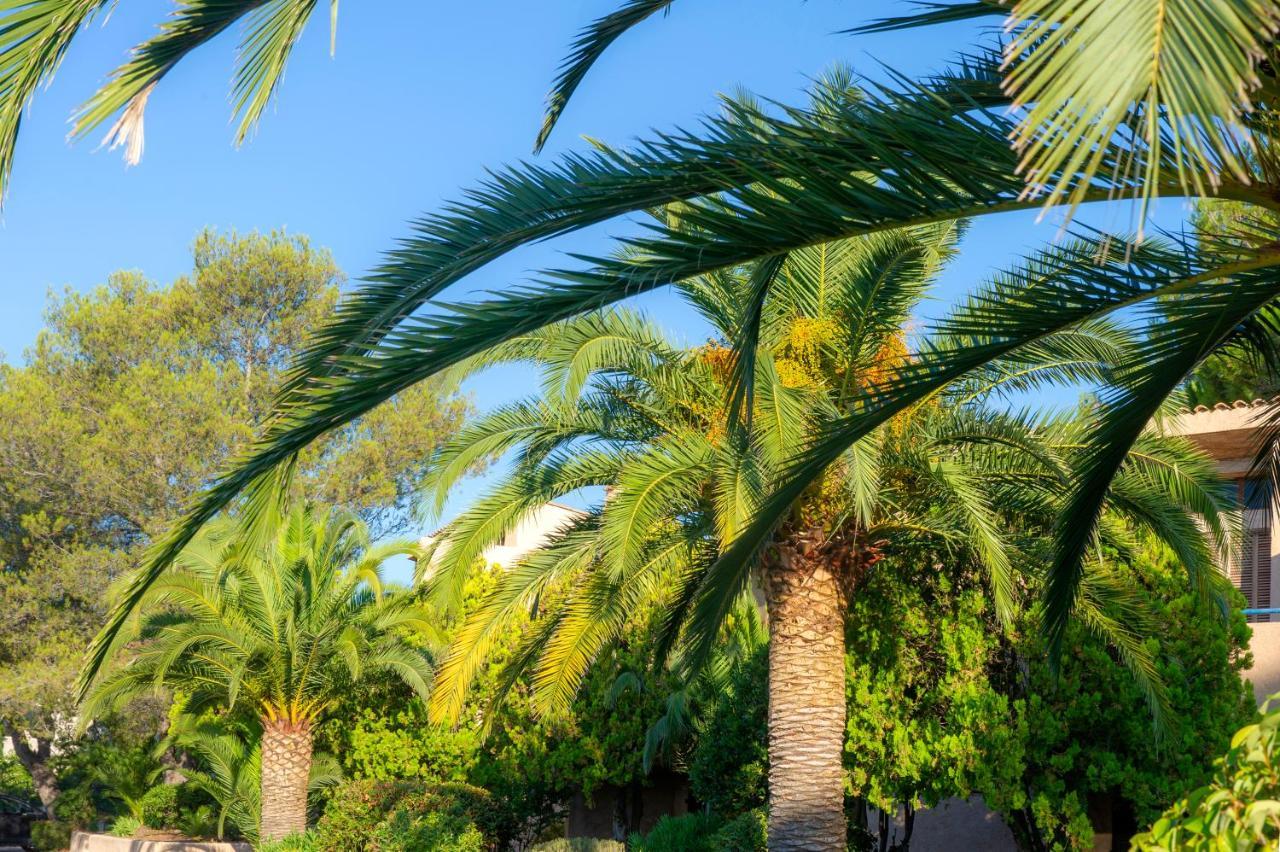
[1168, 398, 1280, 701]
[415, 501, 588, 578]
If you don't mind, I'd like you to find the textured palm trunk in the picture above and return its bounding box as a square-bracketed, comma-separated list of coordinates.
[259, 717, 313, 842]
[764, 528, 847, 852]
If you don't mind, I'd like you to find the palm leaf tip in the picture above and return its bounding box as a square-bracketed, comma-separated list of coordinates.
[533, 0, 675, 153]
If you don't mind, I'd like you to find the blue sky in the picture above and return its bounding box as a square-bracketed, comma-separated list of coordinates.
[0, 0, 1194, 551]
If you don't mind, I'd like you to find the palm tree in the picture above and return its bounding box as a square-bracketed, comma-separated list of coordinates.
[60, 3, 1280, 714]
[163, 713, 341, 841]
[82, 505, 436, 841]
[414, 218, 1234, 849]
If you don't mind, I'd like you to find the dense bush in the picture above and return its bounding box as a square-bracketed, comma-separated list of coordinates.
[999, 546, 1255, 849]
[1131, 697, 1280, 850]
[0, 754, 34, 801]
[689, 650, 768, 816]
[370, 807, 484, 851]
[529, 839, 626, 851]
[691, 538, 1253, 851]
[709, 809, 768, 851]
[628, 812, 723, 852]
[138, 783, 180, 829]
[314, 779, 497, 851]
[27, 819, 72, 852]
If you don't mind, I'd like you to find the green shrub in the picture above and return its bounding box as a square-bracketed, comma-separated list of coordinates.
[108, 815, 142, 837]
[28, 820, 72, 852]
[314, 779, 497, 851]
[0, 754, 35, 801]
[529, 839, 625, 851]
[139, 783, 180, 829]
[370, 807, 484, 852]
[628, 813, 722, 852]
[258, 831, 325, 852]
[1131, 697, 1280, 850]
[314, 779, 410, 850]
[710, 809, 767, 852]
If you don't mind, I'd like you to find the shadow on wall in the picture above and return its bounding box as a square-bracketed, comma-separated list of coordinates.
[69, 831, 252, 852]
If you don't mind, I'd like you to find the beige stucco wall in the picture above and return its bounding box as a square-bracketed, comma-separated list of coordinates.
[1247, 621, 1280, 704]
[70, 833, 251, 852]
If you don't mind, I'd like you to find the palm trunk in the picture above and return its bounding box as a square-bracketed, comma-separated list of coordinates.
[259, 717, 313, 842]
[764, 529, 847, 852]
[4, 726, 58, 815]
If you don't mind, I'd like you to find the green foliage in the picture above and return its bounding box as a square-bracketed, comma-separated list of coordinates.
[370, 807, 485, 852]
[87, 740, 163, 821]
[258, 832, 325, 852]
[529, 840, 625, 852]
[1002, 546, 1255, 848]
[27, 819, 72, 852]
[340, 706, 478, 783]
[313, 779, 497, 852]
[139, 783, 181, 830]
[164, 714, 262, 841]
[688, 649, 767, 816]
[108, 815, 142, 837]
[843, 557, 1025, 812]
[1133, 697, 1280, 850]
[0, 754, 34, 801]
[629, 812, 723, 852]
[709, 809, 768, 852]
[0, 229, 468, 784]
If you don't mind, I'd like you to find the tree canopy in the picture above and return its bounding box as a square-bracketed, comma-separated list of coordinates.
[0, 229, 470, 807]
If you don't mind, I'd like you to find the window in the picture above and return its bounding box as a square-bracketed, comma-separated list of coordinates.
[1237, 479, 1273, 622]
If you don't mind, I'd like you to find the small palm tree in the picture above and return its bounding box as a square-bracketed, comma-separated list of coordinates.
[164, 713, 341, 841]
[83, 505, 435, 841]
[417, 219, 1234, 849]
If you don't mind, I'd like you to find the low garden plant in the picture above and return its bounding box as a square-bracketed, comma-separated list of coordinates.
[1132, 697, 1280, 851]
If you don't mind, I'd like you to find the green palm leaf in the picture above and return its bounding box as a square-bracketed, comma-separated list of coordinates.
[534, 0, 675, 152]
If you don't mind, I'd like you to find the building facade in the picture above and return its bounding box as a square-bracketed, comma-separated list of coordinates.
[1169, 399, 1280, 702]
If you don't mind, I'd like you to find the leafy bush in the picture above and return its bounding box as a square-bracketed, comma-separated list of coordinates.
[338, 705, 478, 782]
[710, 809, 767, 852]
[258, 831, 325, 852]
[1000, 545, 1255, 849]
[28, 820, 72, 852]
[314, 779, 497, 851]
[139, 783, 180, 829]
[370, 807, 484, 851]
[628, 813, 723, 852]
[1131, 697, 1280, 850]
[690, 538, 1253, 851]
[108, 815, 142, 837]
[689, 650, 768, 816]
[0, 754, 35, 801]
[529, 839, 626, 851]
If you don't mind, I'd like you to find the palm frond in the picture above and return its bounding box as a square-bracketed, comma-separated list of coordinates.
[0, 0, 113, 194]
[534, 0, 674, 152]
[70, 0, 267, 163]
[1003, 0, 1279, 224]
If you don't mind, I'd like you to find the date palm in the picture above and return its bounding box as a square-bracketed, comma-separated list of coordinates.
[52, 7, 1280, 829]
[416, 221, 1234, 849]
[82, 505, 435, 841]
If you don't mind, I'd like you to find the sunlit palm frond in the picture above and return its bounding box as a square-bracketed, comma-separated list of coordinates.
[71, 0, 266, 163]
[0, 0, 112, 194]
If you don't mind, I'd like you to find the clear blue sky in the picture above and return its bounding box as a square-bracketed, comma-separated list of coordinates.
[0, 0, 1193, 547]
